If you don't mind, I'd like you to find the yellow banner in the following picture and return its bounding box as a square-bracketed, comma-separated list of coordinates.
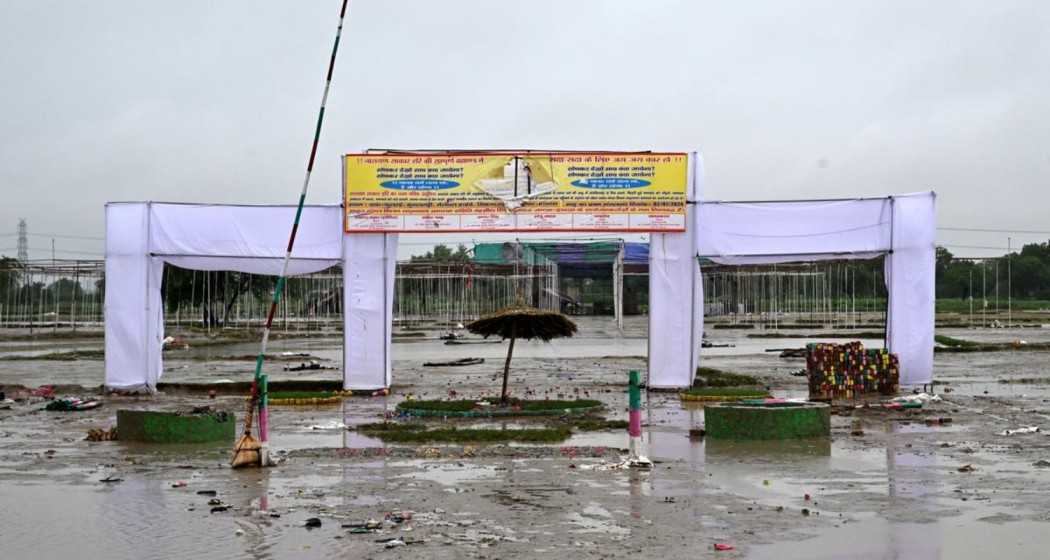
[344, 152, 688, 232]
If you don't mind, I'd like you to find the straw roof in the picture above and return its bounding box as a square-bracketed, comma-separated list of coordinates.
[467, 306, 578, 342]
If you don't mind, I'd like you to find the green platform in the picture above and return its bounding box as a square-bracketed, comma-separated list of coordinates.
[705, 402, 830, 440]
[116, 409, 236, 444]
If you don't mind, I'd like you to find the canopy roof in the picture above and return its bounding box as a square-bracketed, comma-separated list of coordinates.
[473, 241, 649, 266]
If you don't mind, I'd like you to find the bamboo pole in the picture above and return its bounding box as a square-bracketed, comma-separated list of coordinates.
[234, 0, 350, 468]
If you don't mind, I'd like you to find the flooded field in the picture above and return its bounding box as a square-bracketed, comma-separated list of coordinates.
[2, 317, 1050, 558]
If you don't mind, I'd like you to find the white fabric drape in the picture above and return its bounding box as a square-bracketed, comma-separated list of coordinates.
[886, 193, 936, 386]
[647, 152, 703, 388]
[149, 203, 343, 275]
[343, 233, 398, 390]
[697, 198, 893, 264]
[690, 192, 936, 387]
[105, 203, 159, 391]
[104, 202, 345, 391]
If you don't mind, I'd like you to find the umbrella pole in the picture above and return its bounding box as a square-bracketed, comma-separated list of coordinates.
[501, 325, 516, 404]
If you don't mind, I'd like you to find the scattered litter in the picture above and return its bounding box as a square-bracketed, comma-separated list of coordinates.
[210, 506, 229, 513]
[99, 475, 123, 483]
[688, 428, 706, 439]
[925, 417, 953, 426]
[31, 386, 55, 398]
[577, 456, 653, 471]
[197, 490, 217, 496]
[957, 464, 976, 473]
[378, 538, 405, 548]
[85, 427, 118, 441]
[207, 498, 222, 506]
[234, 529, 245, 536]
[309, 421, 348, 430]
[1033, 460, 1050, 468]
[628, 456, 654, 469]
[892, 393, 941, 405]
[1001, 426, 1040, 436]
[801, 508, 811, 516]
[385, 511, 413, 524]
[284, 360, 336, 372]
[423, 357, 485, 367]
[851, 419, 864, 436]
[46, 397, 102, 411]
[305, 518, 322, 528]
[714, 543, 734, 551]
[171, 481, 187, 488]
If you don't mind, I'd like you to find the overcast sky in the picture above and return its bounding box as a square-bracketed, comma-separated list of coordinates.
[1, 0, 1047, 260]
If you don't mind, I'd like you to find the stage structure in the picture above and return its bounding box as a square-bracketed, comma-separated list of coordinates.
[104, 150, 935, 392]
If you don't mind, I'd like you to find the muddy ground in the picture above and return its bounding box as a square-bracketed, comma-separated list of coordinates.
[2, 317, 1050, 559]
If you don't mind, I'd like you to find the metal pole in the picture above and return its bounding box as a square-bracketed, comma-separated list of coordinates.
[1008, 237, 1012, 328]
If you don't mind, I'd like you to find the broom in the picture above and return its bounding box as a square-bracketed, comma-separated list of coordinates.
[230, 0, 350, 468]
[231, 383, 261, 468]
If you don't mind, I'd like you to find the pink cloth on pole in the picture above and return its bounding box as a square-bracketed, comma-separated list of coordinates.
[629, 409, 642, 437]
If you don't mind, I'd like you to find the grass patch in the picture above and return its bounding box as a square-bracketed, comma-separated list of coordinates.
[569, 418, 629, 431]
[748, 331, 885, 339]
[354, 422, 427, 432]
[934, 335, 979, 348]
[397, 398, 602, 413]
[936, 298, 1050, 313]
[694, 367, 759, 387]
[268, 391, 344, 400]
[933, 336, 1050, 353]
[682, 386, 769, 398]
[0, 350, 104, 361]
[999, 377, 1050, 384]
[357, 423, 571, 443]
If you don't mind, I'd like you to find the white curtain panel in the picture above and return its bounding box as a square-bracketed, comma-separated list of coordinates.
[104, 203, 154, 391]
[149, 202, 344, 274]
[647, 152, 703, 388]
[886, 193, 937, 386]
[343, 233, 397, 390]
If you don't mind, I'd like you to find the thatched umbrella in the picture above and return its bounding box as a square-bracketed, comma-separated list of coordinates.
[467, 306, 578, 404]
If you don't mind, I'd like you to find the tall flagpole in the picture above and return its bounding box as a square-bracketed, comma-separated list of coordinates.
[235, 0, 350, 468]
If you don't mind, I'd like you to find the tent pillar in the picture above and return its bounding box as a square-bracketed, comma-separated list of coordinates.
[647, 152, 703, 388]
[104, 203, 164, 392]
[343, 233, 397, 390]
[614, 241, 624, 330]
[886, 193, 936, 386]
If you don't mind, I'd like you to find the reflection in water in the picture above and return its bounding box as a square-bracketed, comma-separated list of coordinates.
[885, 421, 941, 559]
[628, 468, 646, 519]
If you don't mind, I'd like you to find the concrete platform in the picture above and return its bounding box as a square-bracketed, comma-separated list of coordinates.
[705, 401, 830, 440]
[116, 409, 236, 443]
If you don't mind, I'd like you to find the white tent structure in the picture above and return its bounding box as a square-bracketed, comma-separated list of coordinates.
[104, 154, 935, 392]
[647, 190, 936, 388]
[104, 202, 396, 392]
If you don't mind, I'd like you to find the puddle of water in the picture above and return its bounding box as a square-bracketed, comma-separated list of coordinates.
[747, 510, 1050, 560]
[564, 502, 629, 537]
[390, 459, 501, 486]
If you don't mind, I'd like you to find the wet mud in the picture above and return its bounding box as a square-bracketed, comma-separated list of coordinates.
[2, 318, 1050, 558]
